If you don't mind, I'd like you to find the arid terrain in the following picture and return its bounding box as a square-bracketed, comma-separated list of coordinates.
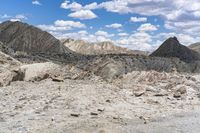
[0, 21, 200, 133]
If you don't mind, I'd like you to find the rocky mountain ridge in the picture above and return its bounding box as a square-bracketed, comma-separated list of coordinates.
[0, 21, 76, 60]
[61, 38, 148, 55]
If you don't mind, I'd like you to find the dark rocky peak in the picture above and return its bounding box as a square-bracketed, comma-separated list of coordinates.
[150, 37, 200, 62]
[0, 21, 73, 55]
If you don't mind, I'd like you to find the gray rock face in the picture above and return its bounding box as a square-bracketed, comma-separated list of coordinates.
[0, 21, 72, 55]
[150, 37, 200, 63]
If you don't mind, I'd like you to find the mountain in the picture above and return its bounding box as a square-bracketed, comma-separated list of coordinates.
[0, 21, 73, 55]
[150, 37, 200, 62]
[189, 43, 200, 53]
[61, 38, 148, 55]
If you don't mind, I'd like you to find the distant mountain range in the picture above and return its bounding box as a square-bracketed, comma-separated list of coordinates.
[61, 38, 149, 55]
[0, 21, 199, 73]
[189, 43, 200, 53]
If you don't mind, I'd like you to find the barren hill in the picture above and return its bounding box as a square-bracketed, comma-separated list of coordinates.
[150, 37, 200, 62]
[0, 21, 73, 55]
[61, 38, 148, 55]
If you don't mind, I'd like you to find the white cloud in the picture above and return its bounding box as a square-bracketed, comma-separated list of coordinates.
[6, 14, 27, 22]
[61, 1, 98, 11]
[15, 14, 27, 20]
[54, 20, 86, 28]
[0, 14, 27, 21]
[116, 32, 154, 51]
[10, 19, 21, 22]
[84, 2, 98, 10]
[138, 23, 158, 32]
[0, 14, 11, 19]
[95, 30, 114, 37]
[68, 10, 97, 20]
[78, 30, 88, 35]
[95, 30, 108, 36]
[37, 24, 72, 31]
[97, 0, 200, 36]
[106, 23, 122, 29]
[38, 20, 86, 32]
[61, 1, 82, 11]
[118, 33, 129, 36]
[130, 17, 147, 22]
[32, 0, 41, 6]
[52, 31, 112, 43]
[154, 32, 200, 46]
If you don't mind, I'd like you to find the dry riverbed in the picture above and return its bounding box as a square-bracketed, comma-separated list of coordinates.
[0, 71, 200, 133]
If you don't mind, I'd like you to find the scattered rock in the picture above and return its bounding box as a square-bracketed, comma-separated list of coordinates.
[176, 86, 187, 94]
[134, 91, 145, 97]
[70, 113, 80, 117]
[51, 76, 64, 82]
[97, 108, 105, 112]
[173, 92, 182, 98]
[139, 116, 148, 124]
[106, 99, 111, 103]
[90, 112, 98, 116]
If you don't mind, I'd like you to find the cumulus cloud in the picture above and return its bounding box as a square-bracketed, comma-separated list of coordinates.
[61, 1, 98, 11]
[130, 17, 147, 22]
[98, 0, 200, 35]
[37, 25, 72, 31]
[9, 14, 27, 22]
[38, 20, 86, 32]
[0, 14, 27, 22]
[54, 20, 86, 28]
[116, 32, 154, 51]
[118, 33, 129, 36]
[32, 0, 41, 6]
[95, 30, 114, 37]
[68, 10, 97, 20]
[78, 30, 88, 35]
[138, 23, 158, 32]
[52, 31, 112, 43]
[106, 23, 122, 29]
[61, 1, 82, 11]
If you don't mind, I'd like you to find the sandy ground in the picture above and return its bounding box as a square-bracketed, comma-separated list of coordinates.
[0, 71, 200, 133]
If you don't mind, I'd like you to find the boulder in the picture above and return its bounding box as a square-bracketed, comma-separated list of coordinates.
[19, 62, 62, 81]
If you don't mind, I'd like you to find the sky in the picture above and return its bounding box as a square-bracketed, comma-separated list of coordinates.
[0, 0, 200, 51]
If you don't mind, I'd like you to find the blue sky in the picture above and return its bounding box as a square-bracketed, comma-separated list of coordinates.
[1, 0, 200, 51]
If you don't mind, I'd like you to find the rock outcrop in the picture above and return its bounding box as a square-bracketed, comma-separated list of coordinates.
[19, 62, 62, 81]
[150, 37, 200, 62]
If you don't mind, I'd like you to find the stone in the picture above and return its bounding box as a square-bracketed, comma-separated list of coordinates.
[176, 86, 187, 94]
[51, 76, 64, 82]
[90, 112, 98, 116]
[134, 91, 145, 97]
[173, 92, 181, 98]
[19, 62, 62, 81]
[70, 113, 80, 117]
